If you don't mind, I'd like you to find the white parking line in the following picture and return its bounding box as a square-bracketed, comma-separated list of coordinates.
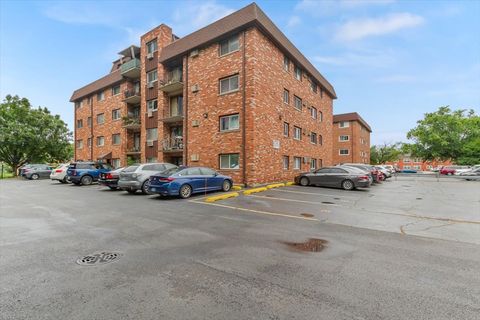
[270, 188, 360, 201]
[248, 194, 342, 206]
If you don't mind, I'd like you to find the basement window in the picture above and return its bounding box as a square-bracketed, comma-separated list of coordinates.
[219, 154, 240, 170]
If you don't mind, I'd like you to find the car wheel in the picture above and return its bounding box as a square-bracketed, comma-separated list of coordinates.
[342, 179, 354, 191]
[31, 173, 39, 180]
[222, 180, 232, 192]
[447, 172, 453, 176]
[299, 177, 309, 186]
[108, 186, 118, 190]
[141, 180, 151, 195]
[179, 184, 192, 199]
[382, 173, 387, 180]
[72, 182, 80, 185]
[80, 175, 93, 185]
[61, 176, 68, 183]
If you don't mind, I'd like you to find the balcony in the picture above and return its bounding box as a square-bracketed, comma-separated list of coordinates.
[162, 137, 183, 153]
[120, 58, 141, 79]
[159, 68, 183, 94]
[124, 89, 141, 104]
[161, 110, 184, 124]
[122, 116, 141, 130]
[126, 146, 141, 155]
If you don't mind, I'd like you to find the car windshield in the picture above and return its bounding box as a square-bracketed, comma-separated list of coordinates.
[163, 167, 183, 176]
[123, 166, 139, 172]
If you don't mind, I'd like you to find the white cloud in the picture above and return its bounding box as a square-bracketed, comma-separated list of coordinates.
[296, 0, 394, 16]
[172, 1, 234, 35]
[287, 16, 301, 28]
[43, 2, 125, 27]
[335, 13, 425, 42]
[313, 50, 396, 68]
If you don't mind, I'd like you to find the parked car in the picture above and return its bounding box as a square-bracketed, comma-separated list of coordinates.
[295, 166, 371, 190]
[118, 163, 177, 194]
[23, 164, 53, 180]
[400, 169, 417, 173]
[98, 167, 125, 190]
[382, 165, 396, 173]
[67, 162, 112, 185]
[19, 164, 45, 177]
[440, 166, 456, 175]
[458, 167, 480, 180]
[453, 166, 473, 175]
[340, 163, 381, 183]
[50, 163, 70, 183]
[374, 166, 392, 179]
[148, 166, 233, 198]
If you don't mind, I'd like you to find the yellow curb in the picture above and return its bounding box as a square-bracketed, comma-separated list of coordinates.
[266, 183, 285, 189]
[285, 181, 295, 186]
[205, 192, 239, 203]
[232, 185, 243, 191]
[243, 187, 268, 195]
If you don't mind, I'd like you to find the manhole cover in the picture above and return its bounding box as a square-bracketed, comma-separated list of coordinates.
[282, 238, 327, 252]
[322, 201, 335, 205]
[416, 197, 423, 200]
[300, 213, 314, 218]
[333, 197, 341, 200]
[76, 252, 122, 266]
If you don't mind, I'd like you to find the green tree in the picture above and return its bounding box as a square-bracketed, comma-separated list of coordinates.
[0, 95, 72, 175]
[407, 106, 480, 163]
[370, 143, 402, 164]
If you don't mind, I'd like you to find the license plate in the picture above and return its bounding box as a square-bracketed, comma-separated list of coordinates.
[150, 188, 156, 192]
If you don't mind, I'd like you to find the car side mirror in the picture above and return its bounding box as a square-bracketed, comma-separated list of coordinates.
[214, 172, 219, 176]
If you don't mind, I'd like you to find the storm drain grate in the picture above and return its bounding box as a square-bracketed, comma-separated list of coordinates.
[76, 252, 122, 266]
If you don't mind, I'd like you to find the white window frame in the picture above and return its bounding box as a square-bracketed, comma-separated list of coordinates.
[294, 65, 302, 80]
[283, 89, 289, 104]
[293, 126, 301, 140]
[283, 55, 290, 72]
[97, 113, 105, 124]
[147, 69, 158, 84]
[219, 35, 239, 56]
[112, 133, 121, 145]
[219, 154, 240, 170]
[310, 132, 317, 144]
[97, 136, 105, 146]
[310, 106, 317, 119]
[293, 157, 301, 170]
[97, 91, 104, 101]
[294, 95, 302, 111]
[339, 135, 349, 141]
[76, 139, 83, 149]
[112, 109, 121, 120]
[146, 128, 158, 141]
[112, 85, 121, 96]
[339, 149, 349, 155]
[283, 156, 289, 170]
[146, 39, 158, 54]
[339, 121, 350, 128]
[220, 114, 239, 132]
[77, 119, 83, 128]
[219, 74, 239, 94]
[283, 122, 289, 137]
[310, 158, 317, 171]
[147, 99, 158, 111]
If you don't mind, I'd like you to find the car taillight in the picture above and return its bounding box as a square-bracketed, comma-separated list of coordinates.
[358, 176, 368, 181]
[55, 169, 63, 173]
[159, 177, 175, 182]
[105, 173, 113, 179]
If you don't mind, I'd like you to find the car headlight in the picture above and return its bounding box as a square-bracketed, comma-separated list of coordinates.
[132, 173, 137, 178]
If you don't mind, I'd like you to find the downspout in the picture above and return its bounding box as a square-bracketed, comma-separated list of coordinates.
[242, 30, 247, 186]
[90, 96, 93, 161]
[184, 55, 189, 166]
[74, 103, 76, 161]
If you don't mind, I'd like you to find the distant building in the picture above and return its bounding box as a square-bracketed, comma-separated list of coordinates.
[386, 155, 452, 171]
[332, 112, 371, 164]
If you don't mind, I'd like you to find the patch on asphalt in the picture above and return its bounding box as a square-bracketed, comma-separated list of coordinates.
[282, 238, 327, 252]
[321, 201, 335, 205]
[76, 252, 122, 266]
[300, 213, 315, 218]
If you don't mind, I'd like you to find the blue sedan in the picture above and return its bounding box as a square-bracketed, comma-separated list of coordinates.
[148, 166, 233, 198]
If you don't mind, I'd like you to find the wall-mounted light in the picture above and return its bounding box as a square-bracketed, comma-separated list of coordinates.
[203, 113, 208, 119]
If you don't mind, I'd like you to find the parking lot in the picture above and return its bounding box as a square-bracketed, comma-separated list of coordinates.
[1, 177, 480, 319]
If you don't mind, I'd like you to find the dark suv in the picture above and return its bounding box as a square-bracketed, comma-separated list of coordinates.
[67, 162, 112, 185]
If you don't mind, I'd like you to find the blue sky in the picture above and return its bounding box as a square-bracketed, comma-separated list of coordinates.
[1, 0, 479, 145]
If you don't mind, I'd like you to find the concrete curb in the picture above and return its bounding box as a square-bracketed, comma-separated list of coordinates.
[266, 183, 285, 189]
[232, 185, 243, 191]
[205, 192, 239, 203]
[285, 181, 295, 186]
[243, 187, 268, 195]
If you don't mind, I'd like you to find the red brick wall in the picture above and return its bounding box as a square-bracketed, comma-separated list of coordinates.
[332, 120, 370, 164]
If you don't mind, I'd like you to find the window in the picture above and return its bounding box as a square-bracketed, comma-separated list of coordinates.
[97, 136, 105, 146]
[219, 154, 240, 169]
[320, 88, 324, 98]
[310, 132, 317, 144]
[319, 134, 323, 145]
[75, 101, 82, 109]
[339, 135, 349, 141]
[169, 96, 183, 116]
[77, 119, 83, 128]
[184, 167, 202, 176]
[319, 111, 323, 122]
[339, 149, 349, 155]
[219, 34, 239, 56]
[310, 81, 317, 93]
[87, 117, 92, 127]
[112, 109, 121, 120]
[112, 85, 120, 96]
[147, 69, 157, 83]
[294, 65, 302, 80]
[283, 156, 289, 170]
[339, 121, 349, 128]
[97, 113, 105, 124]
[310, 107, 317, 119]
[76, 139, 83, 149]
[283, 122, 289, 137]
[147, 99, 158, 111]
[283, 89, 289, 104]
[200, 168, 217, 176]
[219, 74, 239, 94]
[146, 39, 158, 54]
[111, 159, 121, 169]
[294, 157, 301, 170]
[293, 126, 301, 140]
[283, 55, 290, 72]
[87, 138, 92, 147]
[97, 91, 104, 101]
[310, 158, 317, 171]
[112, 133, 121, 145]
[146, 157, 157, 163]
[220, 114, 239, 131]
[294, 96, 302, 111]
[146, 128, 158, 141]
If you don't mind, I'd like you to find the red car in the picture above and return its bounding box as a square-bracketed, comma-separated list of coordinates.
[440, 166, 456, 175]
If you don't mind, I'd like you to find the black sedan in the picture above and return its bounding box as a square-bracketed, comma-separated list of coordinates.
[98, 167, 124, 190]
[295, 166, 371, 190]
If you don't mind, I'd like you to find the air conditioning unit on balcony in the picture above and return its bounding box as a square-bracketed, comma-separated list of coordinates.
[147, 82, 155, 89]
[190, 49, 199, 57]
[147, 52, 154, 60]
[191, 154, 199, 161]
[147, 140, 154, 147]
[192, 120, 200, 127]
[147, 110, 153, 117]
[191, 84, 199, 92]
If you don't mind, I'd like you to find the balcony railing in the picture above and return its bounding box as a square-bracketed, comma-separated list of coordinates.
[159, 68, 183, 93]
[161, 109, 184, 123]
[124, 89, 141, 103]
[122, 116, 141, 130]
[162, 137, 183, 152]
[120, 58, 141, 78]
[126, 146, 141, 154]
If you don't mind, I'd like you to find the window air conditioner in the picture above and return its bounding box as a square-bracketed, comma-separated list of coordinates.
[147, 82, 155, 88]
[191, 84, 199, 92]
[147, 110, 153, 117]
[191, 154, 199, 161]
[192, 120, 200, 127]
[147, 53, 154, 60]
[147, 140, 154, 147]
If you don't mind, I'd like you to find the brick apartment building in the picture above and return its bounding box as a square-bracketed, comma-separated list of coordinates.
[70, 3, 336, 186]
[386, 156, 452, 171]
[332, 112, 371, 164]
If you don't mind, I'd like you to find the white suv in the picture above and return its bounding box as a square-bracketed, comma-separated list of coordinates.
[50, 163, 70, 183]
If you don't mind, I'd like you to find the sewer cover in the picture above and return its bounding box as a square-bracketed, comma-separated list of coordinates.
[76, 252, 122, 266]
[282, 238, 327, 252]
[416, 197, 423, 200]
